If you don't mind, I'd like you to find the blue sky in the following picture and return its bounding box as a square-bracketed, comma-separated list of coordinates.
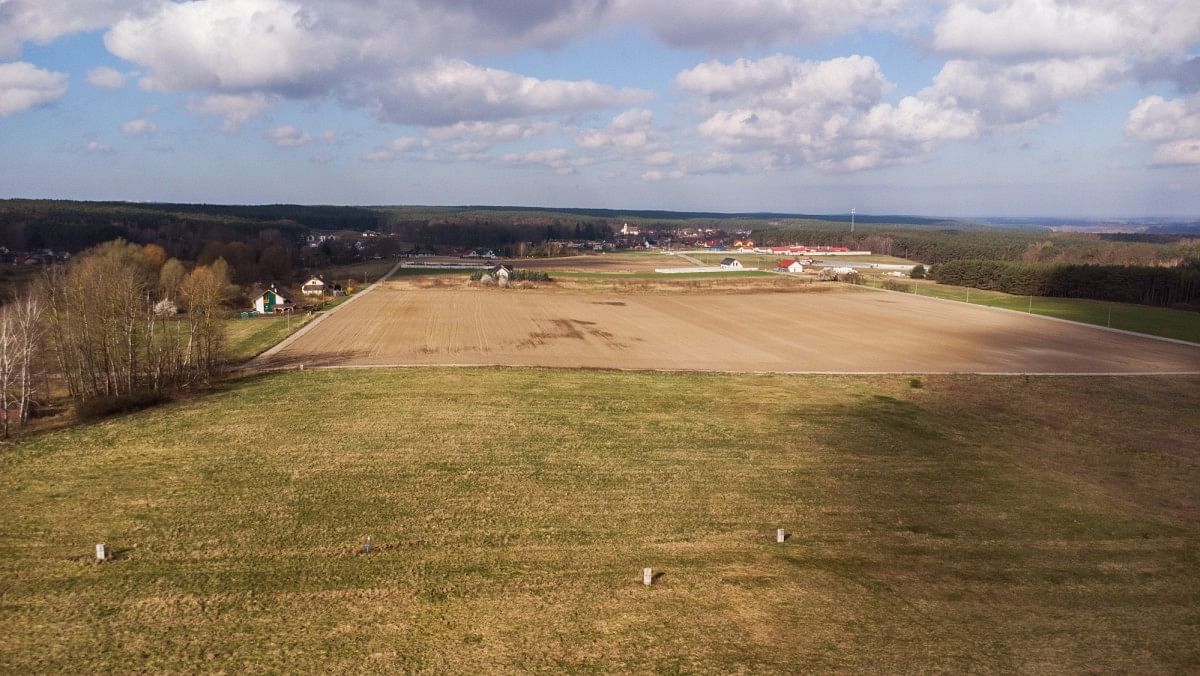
[0, 1, 1198, 217]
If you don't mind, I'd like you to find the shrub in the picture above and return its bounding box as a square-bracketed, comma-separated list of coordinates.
[510, 270, 552, 282]
[910, 264, 926, 279]
[882, 279, 914, 292]
[909, 378, 923, 389]
[75, 391, 171, 422]
[468, 270, 484, 281]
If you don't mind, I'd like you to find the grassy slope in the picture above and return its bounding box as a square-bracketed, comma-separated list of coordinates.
[223, 315, 314, 362]
[2, 369, 1198, 672]
[865, 279, 1200, 343]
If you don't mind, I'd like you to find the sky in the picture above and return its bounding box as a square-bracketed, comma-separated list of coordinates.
[0, 0, 1198, 217]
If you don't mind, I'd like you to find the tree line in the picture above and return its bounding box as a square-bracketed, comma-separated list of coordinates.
[930, 260, 1200, 309]
[753, 226, 1197, 267]
[0, 239, 234, 436]
[384, 218, 612, 250]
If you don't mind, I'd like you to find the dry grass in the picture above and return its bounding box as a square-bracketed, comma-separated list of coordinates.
[1, 370, 1198, 672]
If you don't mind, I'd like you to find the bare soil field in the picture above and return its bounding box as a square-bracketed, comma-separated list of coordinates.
[261, 284, 1200, 373]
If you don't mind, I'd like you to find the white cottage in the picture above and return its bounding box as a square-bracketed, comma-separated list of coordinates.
[253, 287, 295, 314]
[719, 257, 743, 270]
[301, 276, 327, 296]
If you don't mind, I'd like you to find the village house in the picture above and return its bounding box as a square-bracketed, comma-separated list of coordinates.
[252, 286, 296, 314]
[720, 257, 743, 270]
[301, 276, 328, 296]
[776, 259, 804, 273]
[620, 223, 640, 236]
[484, 264, 513, 282]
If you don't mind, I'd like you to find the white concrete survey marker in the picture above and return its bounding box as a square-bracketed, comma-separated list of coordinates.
[95, 543, 108, 561]
[777, 528, 787, 543]
[643, 567, 653, 586]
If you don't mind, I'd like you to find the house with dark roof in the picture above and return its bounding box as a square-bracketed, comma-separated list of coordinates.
[301, 276, 328, 296]
[252, 286, 296, 314]
[719, 257, 743, 270]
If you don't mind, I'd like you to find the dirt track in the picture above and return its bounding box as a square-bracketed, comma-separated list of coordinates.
[260, 284, 1200, 373]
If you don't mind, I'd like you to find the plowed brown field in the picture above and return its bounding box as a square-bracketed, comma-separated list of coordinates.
[260, 284, 1200, 373]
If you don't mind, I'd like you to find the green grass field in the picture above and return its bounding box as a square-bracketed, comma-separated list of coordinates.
[223, 315, 314, 362]
[2, 369, 1198, 672]
[864, 279, 1200, 343]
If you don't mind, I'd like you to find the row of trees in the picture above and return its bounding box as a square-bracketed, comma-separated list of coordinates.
[0, 292, 45, 436]
[385, 219, 612, 249]
[42, 240, 231, 403]
[0, 238, 243, 437]
[0, 200, 310, 257]
[754, 227, 1197, 267]
[931, 260, 1200, 308]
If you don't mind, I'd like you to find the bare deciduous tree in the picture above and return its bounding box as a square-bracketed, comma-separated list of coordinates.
[42, 240, 230, 406]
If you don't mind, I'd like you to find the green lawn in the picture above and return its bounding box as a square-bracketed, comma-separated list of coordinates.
[2, 369, 1198, 672]
[222, 314, 313, 362]
[865, 279, 1200, 343]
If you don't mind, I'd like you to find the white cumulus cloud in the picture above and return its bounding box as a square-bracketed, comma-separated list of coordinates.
[363, 136, 424, 162]
[934, 0, 1200, 62]
[678, 54, 977, 172]
[369, 59, 652, 126]
[86, 66, 127, 89]
[0, 0, 158, 58]
[121, 118, 157, 136]
[105, 0, 349, 95]
[619, 0, 917, 50]
[1125, 93, 1200, 166]
[186, 93, 277, 132]
[925, 57, 1127, 129]
[0, 61, 68, 117]
[266, 125, 313, 147]
[499, 148, 593, 175]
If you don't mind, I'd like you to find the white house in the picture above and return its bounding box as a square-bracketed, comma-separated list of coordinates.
[776, 259, 804, 273]
[301, 276, 327, 296]
[620, 223, 640, 236]
[253, 287, 295, 314]
[486, 264, 513, 281]
[720, 257, 743, 270]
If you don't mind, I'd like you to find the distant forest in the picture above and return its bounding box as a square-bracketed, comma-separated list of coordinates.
[755, 224, 1200, 310]
[931, 260, 1200, 309]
